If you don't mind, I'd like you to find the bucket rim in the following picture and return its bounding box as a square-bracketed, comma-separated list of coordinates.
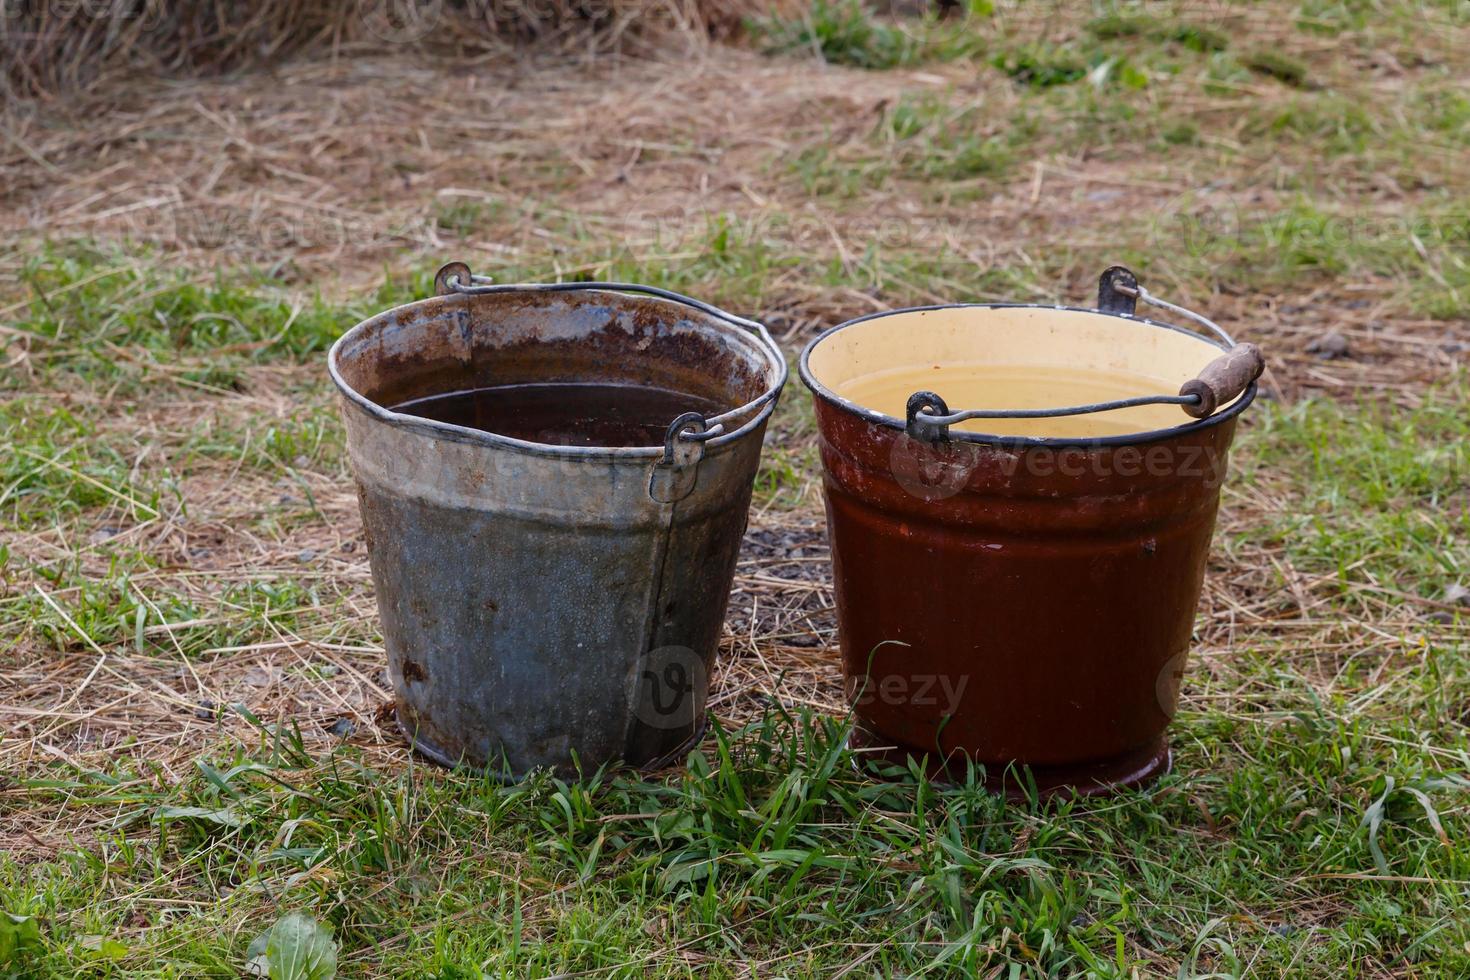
[798, 301, 1256, 449]
[328, 288, 789, 461]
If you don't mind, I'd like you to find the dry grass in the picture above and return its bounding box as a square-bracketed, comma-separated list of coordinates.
[1, 0, 1468, 973]
[0, 359, 843, 787]
[1, 358, 1457, 813]
[2, 0, 1466, 775]
[4, 18, 1464, 393]
[3, 0, 1466, 756]
[0, 0, 769, 100]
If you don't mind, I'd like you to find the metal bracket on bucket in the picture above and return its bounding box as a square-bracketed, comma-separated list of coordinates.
[432, 261, 788, 449]
[905, 392, 955, 443]
[1097, 266, 1140, 316]
[649, 413, 709, 503]
[906, 266, 1265, 440]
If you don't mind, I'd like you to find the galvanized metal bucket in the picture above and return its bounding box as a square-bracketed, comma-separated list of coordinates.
[329, 263, 787, 778]
[799, 267, 1264, 796]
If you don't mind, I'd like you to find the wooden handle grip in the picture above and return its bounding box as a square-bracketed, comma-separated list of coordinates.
[1179, 343, 1264, 418]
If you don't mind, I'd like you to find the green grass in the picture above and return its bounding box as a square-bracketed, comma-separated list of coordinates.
[989, 43, 1088, 89]
[758, 0, 1467, 200]
[1086, 14, 1230, 53]
[789, 100, 1025, 200]
[751, 0, 986, 70]
[1295, 0, 1469, 36]
[1154, 198, 1470, 319]
[878, 95, 1025, 181]
[755, 0, 922, 69]
[1241, 49, 1314, 89]
[1240, 384, 1470, 607]
[4, 680, 1470, 976]
[4, 244, 405, 390]
[3, 261, 1467, 973]
[4, 3, 1470, 973]
[432, 199, 507, 239]
[0, 397, 148, 525]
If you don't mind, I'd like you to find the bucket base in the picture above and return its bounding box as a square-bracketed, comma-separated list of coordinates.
[397, 709, 708, 781]
[397, 714, 496, 775]
[848, 727, 1171, 798]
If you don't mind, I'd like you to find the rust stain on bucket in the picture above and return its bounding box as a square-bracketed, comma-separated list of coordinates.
[329, 269, 787, 778]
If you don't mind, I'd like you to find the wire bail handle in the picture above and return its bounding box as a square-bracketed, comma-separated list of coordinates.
[906, 266, 1264, 441]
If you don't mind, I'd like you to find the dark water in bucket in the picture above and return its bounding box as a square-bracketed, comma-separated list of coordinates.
[392, 382, 726, 448]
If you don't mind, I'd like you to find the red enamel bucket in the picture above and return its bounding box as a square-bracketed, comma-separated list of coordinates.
[799, 267, 1263, 795]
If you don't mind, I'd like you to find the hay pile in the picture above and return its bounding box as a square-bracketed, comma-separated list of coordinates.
[1, 0, 769, 101]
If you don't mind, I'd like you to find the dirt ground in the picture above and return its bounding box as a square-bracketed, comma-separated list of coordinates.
[1, 6, 1468, 973]
[2, 6, 1465, 823]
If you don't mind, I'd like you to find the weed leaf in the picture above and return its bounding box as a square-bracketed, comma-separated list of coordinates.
[0, 913, 43, 965]
[155, 805, 249, 829]
[1361, 775, 1396, 874]
[246, 912, 337, 980]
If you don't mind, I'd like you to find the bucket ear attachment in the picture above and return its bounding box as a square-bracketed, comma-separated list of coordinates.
[650, 413, 711, 503]
[1097, 266, 1139, 316]
[435, 262, 474, 296]
[1180, 343, 1265, 418]
[905, 391, 952, 442]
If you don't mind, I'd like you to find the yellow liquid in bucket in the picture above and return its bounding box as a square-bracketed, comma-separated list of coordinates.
[837, 364, 1186, 439]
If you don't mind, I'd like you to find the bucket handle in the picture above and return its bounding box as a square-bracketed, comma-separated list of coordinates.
[906, 266, 1264, 441]
[434, 262, 785, 447]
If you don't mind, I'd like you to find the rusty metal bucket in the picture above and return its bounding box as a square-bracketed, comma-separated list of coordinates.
[799, 267, 1263, 796]
[329, 263, 787, 778]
